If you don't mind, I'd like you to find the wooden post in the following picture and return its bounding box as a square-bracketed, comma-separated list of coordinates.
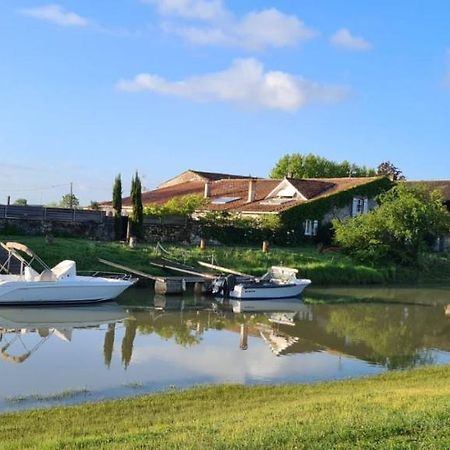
[199, 239, 206, 251]
[240, 323, 248, 350]
[129, 236, 137, 248]
[262, 240, 269, 253]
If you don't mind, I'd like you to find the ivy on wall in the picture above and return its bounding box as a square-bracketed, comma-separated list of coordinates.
[280, 177, 393, 243]
[199, 177, 392, 245]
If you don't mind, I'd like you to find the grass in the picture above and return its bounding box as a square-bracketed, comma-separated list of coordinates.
[1, 364, 450, 449]
[1, 234, 450, 285]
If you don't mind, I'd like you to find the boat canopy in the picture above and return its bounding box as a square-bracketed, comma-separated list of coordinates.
[0, 241, 50, 275]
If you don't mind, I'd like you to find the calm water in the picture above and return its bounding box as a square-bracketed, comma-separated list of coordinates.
[0, 285, 449, 412]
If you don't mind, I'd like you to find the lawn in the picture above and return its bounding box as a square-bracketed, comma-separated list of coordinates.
[1, 364, 450, 449]
[1, 234, 449, 285]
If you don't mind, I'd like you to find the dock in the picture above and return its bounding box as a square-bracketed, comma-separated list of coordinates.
[98, 258, 213, 295]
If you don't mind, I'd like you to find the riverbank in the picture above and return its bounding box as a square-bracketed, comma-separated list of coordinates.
[1, 235, 449, 285]
[1, 364, 450, 449]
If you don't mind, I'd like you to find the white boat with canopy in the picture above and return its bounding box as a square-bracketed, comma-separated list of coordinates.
[0, 242, 136, 305]
[212, 266, 311, 300]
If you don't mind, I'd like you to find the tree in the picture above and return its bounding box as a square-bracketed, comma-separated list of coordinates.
[89, 201, 100, 210]
[333, 184, 450, 265]
[270, 153, 376, 179]
[60, 193, 79, 209]
[377, 161, 405, 181]
[13, 198, 27, 206]
[144, 194, 207, 217]
[129, 171, 143, 238]
[112, 174, 123, 240]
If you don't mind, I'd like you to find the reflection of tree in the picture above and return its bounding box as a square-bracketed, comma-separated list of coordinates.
[121, 319, 137, 369]
[132, 310, 265, 349]
[103, 323, 115, 368]
[323, 305, 440, 369]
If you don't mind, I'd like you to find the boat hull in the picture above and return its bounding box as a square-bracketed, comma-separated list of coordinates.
[229, 280, 311, 299]
[0, 277, 133, 305]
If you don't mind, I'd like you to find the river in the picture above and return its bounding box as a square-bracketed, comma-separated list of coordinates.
[0, 285, 449, 412]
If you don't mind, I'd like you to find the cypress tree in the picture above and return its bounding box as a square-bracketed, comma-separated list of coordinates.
[112, 174, 122, 240]
[129, 171, 143, 238]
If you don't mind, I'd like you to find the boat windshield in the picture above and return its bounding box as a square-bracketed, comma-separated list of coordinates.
[0, 242, 50, 276]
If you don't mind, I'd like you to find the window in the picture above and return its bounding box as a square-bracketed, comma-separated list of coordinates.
[304, 219, 319, 236]
[211, 197, 241, 205]
[352, 197, 369, 217]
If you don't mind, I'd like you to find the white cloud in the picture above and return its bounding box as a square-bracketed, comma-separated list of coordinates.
[19, 4, 89, 27]
[145, 1, 317, 49]
[143, 0, 227, 21]
[116, 58, 349, 112]
[330, 28, 371, 51]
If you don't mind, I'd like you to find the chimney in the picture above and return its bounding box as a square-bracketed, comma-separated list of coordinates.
[204, 181, 211, 198]
[247, 179, 256, 203]
[287, 171, 293, 179]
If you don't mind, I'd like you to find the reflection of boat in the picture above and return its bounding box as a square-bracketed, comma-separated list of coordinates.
[230, 298, 309, 314]
[258, 325, 299, 356]
[0, 303, 128, 364]
[0, 242, 136, 305]
[213, 267, 311, 299]
[0, 303, 128, 329]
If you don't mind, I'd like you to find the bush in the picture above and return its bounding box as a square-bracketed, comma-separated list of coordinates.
[333, 183, 450, 265]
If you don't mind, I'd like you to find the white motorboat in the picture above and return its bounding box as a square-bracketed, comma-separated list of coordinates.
[0, 242, 136, 305]
[212, 266, 311, 300]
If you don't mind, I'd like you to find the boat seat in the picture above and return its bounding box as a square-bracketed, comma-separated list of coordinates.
[38, 269, 57, 282]
[51, 260, 77, 279]
[24, 266, 39, 281]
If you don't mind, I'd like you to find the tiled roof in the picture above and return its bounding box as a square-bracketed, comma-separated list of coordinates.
[406, 180, 450, 201]
[287, 179, 335, 199]
[122, 181, 204, 207]
[104, 174, 385, 213]
[190, 170, 255, 181]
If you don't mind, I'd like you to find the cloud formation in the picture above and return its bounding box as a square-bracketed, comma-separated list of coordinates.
[330, 28, 371, 51]
[19, 4, 89, 27]
[144, 0, 317, 49]
[117, 58, 349, 111]
[144, 0, 227, 21]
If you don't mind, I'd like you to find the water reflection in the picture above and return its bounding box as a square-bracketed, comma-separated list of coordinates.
[0, 286, 449, 411]
[0, 304, 127, 364]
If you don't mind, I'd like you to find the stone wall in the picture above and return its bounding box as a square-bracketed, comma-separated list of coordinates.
[0, 216, 194, 243]
[0, 217, 115, 240]
[142, 217, 193, 243]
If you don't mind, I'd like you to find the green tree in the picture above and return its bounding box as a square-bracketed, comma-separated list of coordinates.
[60, 193, 80, 209]
[112, 174, 123, 240]
[129, 171, 143, 238]
[89, 201, 100, 210]
[270, 153, 376, 179]
[144, 194, 207, 217]
[377, 161, 405, 181]
[333, 184, 450, 265]
[13, 198, 27, 206]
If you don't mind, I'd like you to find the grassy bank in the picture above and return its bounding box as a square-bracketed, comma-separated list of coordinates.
[1, 364, 450, 449]
[1, 234, 449, 285]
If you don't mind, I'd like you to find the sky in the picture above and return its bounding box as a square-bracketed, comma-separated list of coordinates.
[1, 0, 449, 205]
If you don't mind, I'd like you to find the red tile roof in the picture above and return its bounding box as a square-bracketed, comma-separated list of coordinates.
[405, 180, 450, 201]
[118, 176, 384, 214]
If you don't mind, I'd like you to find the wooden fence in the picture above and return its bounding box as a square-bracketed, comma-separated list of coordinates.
[0, 205, 105, 223]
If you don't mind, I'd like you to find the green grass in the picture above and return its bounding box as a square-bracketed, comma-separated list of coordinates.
[1, 234, 449, 285]
[2, 365, 450, 449]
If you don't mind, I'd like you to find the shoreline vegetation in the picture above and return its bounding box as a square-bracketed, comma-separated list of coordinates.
[1, 364, 450, 449]
[1, 235, 449, 286]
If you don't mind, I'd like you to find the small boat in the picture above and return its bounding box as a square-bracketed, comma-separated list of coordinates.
[0, 242, 136, 305]
[212, 266, 311, 300]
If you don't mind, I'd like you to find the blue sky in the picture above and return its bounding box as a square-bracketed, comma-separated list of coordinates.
[1, 0, 449, 205]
